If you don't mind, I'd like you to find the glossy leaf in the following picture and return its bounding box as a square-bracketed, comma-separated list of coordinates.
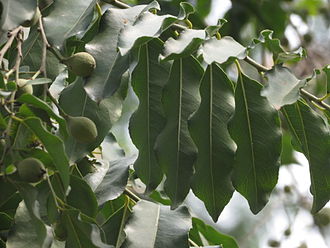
[118, 2, 193, 55]
[251, 30, 306, 64]
[161, 29, 206, 61]
[155, 56, 203, 208]
[228, 72, 282, 214]
[67, 175, 98, 218]
[85, 5, 149, 102]
[86, 155, 137, 206]
[130, 39, 170, 192]
[201, 37, 246, 65]
[17, 93, 68, 137]
[282, 100, 330, 213]
[261, 66, 306, 109]
[190, 218, 238, 248]
[22, 117, 70, 190]
[0, 0, 37, 32]
[122, 200, 191, 248]
[61, 209, 113, 248]
[6, 200, 52, 248]
[43, 0, 96, 48]
[59, 79, 114, 162]
[188, 64, 236, 221]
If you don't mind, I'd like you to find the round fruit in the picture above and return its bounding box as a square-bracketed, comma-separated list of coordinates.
[17, 158, 46, 183]
[267, 239, 280, 247]
[67, 116, 98, 144]
[16, 79, 33, 97]
[63, 52, 96, 77]
[53, 221, 67, 241]
[22, 8, 41, 27]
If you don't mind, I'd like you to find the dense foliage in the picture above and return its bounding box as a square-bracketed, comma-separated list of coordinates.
[0, 0, 330, 247]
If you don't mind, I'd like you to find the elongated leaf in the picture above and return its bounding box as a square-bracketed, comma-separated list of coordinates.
[282, 100, 330, 213]
[118, 2, 193, 55]
[22, 117, 70, 190]
[61, 209, 113, 248]
[251, 30, 306, 64]
[155, 56, 203, 208]
[59, 79, 114, 162]
[130, 39, 170, 192]
[190, 218, 238, 248]
[67, 175, 98, 218]
[196, 0, 212, 18]
[161, 29, 206, 61]
[17, 93, 68, 137]
[228, 72, 281, 214]
[188, 64, 236, 221]
[122, 200, 191, 248]
[0, 177, 18, 210]
[43, 0, 96, 48]
[6, 200, 52, 248]
[86, 155, 137, 206]
[0, 0, 37, 33]
[201, 37, 246, 65]
[85, 5, 148, 102]
[261, 66, 306, 109]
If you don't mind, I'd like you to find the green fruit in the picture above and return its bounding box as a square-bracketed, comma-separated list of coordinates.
[22, 8, 41, 27]
[17, 158, 46, 183]
[16, 79, 33, 97]
[67, 116, 98, 144]
[53, 221, 67, 241]
[268, 239, 280, 247]
[63, 52, 96, 77]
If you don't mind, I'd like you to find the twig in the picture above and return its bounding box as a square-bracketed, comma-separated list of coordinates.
[47, 90, 68, 119]
[244, 56, 330, 111]
[0, 26, 23, 67]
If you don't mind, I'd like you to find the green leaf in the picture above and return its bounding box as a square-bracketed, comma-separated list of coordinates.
[130, 39, 170, 192]
[100, 196, 131, 246]
[61, 209, 113, 248]
[20, 26, 66, 80]
[6, 200, 52, 248]
[155, 56, 203, 208]
[0, 212, 12, 230]
[17, 93, 68, 137]
[85, 5, 149, 102]
[261, 66, 307, 109]
[67, 175, 98, 218]
[196, 0, 212, 18]
[59, 79, 113, 162]
[85, 155, 136, 206]
[0, 177, 19, 210]
[122, 200, 191, 248]
[251, 30, 306, 64]
[190, 218, 238, 248]
[43, 0, 96, 48]
[188, 64, 236, 222]
[201, 37, 246, 65]
[228, 71, 281, 214]
[282, 100, 330, 213]
[22, 117, 70, 190]
[161, 29, 206, 61]
[0, 0, 37, 32]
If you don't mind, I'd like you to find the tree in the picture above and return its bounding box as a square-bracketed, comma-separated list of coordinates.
[0, 0, 330, 247]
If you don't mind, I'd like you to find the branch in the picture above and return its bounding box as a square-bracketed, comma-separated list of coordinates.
[0, 26, 23, 67]
[244, 56, 330, 111]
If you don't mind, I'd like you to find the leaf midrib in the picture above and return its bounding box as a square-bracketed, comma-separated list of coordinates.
[240, 74, 258, 207]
